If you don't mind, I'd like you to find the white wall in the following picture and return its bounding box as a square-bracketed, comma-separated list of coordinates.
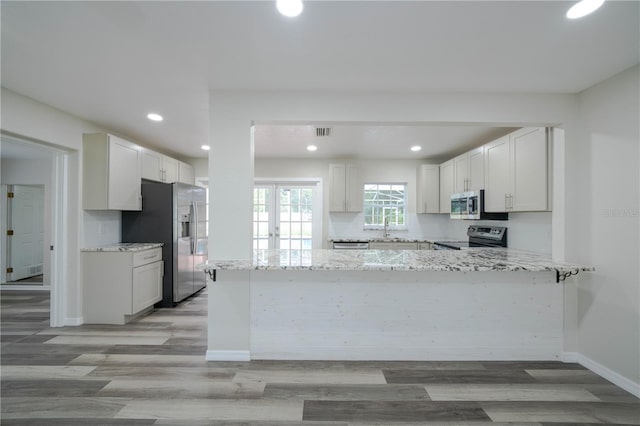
[575, 65, 639, 390]
[1, 88, 105, 324]
[1, 158, 52, 283]
[255, 158, 451, 246]
[209, 90, 577, 261]
[446, 213, 552, 254]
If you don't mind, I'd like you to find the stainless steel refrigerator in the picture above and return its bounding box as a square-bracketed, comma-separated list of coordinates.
[122, 180, 207, 307]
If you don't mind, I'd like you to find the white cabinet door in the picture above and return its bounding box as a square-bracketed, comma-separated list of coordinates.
[83, 133, 142, 210]
[108, 136, 141, 210]
[453, 153, 469, 193]
[178, 161, 195, 185]
[141, 148, 163, 182]
[132, 260, 163, 314]
[439, 159, 454, 213]
[345, 165, 362, 212]
[162, 155, 180, 183]
[511, 127, 548, 211]
[416, 164, 440, 214]
[484, 128, 548, 213]
[467, 146, 485, 191]
[329, 164, 362, 212]
[484, 135, 511, 212]
[329, 164, 347, 212]
[419, 242, 432, 250]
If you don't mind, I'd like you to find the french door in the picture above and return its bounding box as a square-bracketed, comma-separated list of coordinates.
[253, 183, 318, 250]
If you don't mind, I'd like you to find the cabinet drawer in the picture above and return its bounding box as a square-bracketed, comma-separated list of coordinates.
[133, 248, 162, 267]
[132, 260, 163, 314]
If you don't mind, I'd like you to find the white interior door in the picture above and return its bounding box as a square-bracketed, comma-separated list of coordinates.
[7, 185, 44, 281]
[253, 183, 320, 250]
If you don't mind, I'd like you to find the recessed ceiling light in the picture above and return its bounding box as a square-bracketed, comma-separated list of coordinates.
[410, 145, 422, 152]
[201, 145, 210, 151]
[307, 145, 318, 152]
[566, 0, 605, 19]
[147, 113, 163, 122]
[277, 0, 303, 17]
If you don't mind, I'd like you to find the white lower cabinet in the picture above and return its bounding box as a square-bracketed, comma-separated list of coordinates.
[82, 247, 163, 325]
[419, 242, 433, 250]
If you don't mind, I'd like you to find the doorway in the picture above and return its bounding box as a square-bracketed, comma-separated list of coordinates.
[1, 134, 70, 327]
[3, 184, 45, 285]
[253, 180, 322, 250]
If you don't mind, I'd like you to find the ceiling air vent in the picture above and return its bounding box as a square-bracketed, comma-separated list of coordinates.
[315, 127, 331, 137]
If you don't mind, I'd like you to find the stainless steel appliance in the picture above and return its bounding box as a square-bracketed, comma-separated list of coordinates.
[122, 180, 207, 307]
[433, 226, 507, 250]
[332, 241, 369, 249]
[450, 190, 508, 220]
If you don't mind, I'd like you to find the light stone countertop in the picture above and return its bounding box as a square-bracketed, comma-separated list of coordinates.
[81, 243, 164, 252]
[199, 248, 593, 275]
[328, 236, 460, 243]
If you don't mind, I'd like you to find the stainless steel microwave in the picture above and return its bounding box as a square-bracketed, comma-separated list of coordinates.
[450, 190, 508, 220]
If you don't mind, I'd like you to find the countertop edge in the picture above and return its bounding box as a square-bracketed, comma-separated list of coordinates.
[81, 243, 164, 253]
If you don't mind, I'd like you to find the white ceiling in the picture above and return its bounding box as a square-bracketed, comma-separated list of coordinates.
[1, 1, 638, 159]
[254, 124, 517, 160]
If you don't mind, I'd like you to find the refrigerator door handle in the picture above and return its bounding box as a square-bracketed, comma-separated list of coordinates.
[190, 201, 196, 255]
[193, 200, 198, 255]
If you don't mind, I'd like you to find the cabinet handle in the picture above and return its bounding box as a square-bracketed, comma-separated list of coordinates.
[142, 254, 156, 260]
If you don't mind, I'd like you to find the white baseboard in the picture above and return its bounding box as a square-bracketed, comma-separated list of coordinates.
[563, 351, 640, 398]
[206, 350, 250, 362]
[64, 317, 84, 326]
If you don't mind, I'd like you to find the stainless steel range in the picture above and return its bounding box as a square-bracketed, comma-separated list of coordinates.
[433, 226, 507, 250]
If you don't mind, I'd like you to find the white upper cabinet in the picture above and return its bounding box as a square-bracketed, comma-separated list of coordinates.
[141, 148, 163, 182]
[484, 127, 549, 212]
[329, 164, 362, 212]
[467, 146, 485, 191]
[439, 159, 454, 214]
[511, 127, 548, 211]
[453, 153, 469, 193]
[484, 135, 511, 212]
[178, 161, 195, 185]
[83, 133, 141, 211]
[416, 164, 440, 214]
[453, 146, 485, 193]
[162, 156, 179, 183]
[141, 148, 180, 183]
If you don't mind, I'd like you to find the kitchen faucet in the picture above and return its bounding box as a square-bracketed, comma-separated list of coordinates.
[383, 216, 390, 238]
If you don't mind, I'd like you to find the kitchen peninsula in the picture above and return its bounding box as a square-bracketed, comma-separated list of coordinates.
[201, 249, 592, 362]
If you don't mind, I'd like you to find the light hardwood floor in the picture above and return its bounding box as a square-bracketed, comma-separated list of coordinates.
[1, 289, 638, 425]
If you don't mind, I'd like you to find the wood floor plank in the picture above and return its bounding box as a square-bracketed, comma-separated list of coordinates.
[384, 369, 537, 384]
[425, 384, 601, 402]
[264, 383, 430, 401]
[1, 379, 111, 397]
[303, 400, 491, 422]
[115, 399, 304, 421]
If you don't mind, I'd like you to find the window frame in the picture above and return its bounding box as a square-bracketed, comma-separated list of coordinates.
[362, 182, 408, 230]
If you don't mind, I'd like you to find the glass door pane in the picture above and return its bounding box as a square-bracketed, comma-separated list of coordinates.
[278, 186, 313, 250]
[253, 184, 315, 250]
[253, 186, 271, 249]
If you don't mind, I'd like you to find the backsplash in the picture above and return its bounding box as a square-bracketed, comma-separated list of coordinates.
[83, 210, 121, 247]
[445, 212, 552, 254]
[328, 211, 552, 254]
[328, 212, 451, 240]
